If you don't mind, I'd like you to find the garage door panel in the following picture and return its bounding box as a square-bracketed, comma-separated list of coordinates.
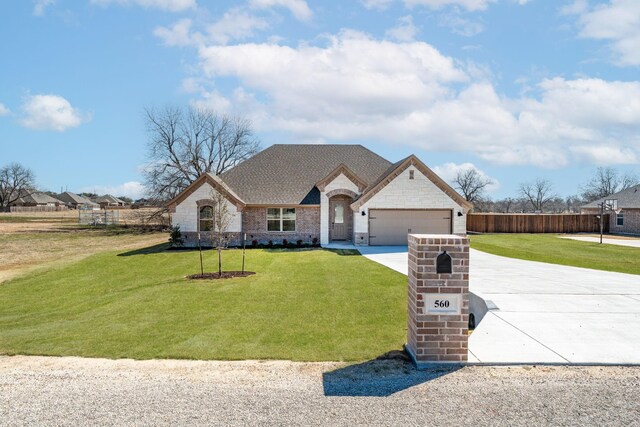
[369, 209, 451, 245]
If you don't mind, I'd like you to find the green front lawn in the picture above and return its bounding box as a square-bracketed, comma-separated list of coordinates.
[0, 246, 407, 361]
[470, 234, 640, 275]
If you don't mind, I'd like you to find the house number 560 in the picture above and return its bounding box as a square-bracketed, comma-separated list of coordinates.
[434, 300, 450, 308]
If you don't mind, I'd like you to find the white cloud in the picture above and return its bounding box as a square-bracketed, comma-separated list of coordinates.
[386, 15, 419, 42]
[0, 103, 9, 116]
[34, 0, 55, 16]
[438, 12, 484, 36]
[249, 0, 312, 21]
[154, 10, 270, 47]
[404, 0, 496, 12]
[153, 19, 195, 47]
[90, 0, 196, 12]
[188, 31, 640, 168]
[432, 162, 500, 192]
[568, 0, 640, 66]
[207, 8, 270, 45]
[82, 181, 146, 200]
[361, 0, 395, 10]
[20, 94, 89, 131]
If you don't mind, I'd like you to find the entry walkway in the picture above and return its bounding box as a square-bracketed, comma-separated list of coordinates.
[357, 246, 640, 364]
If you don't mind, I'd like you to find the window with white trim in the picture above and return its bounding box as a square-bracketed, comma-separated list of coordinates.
[267, 208, 296, 231]
[616, 212, 624, 226]
[605, 199, 618, 210]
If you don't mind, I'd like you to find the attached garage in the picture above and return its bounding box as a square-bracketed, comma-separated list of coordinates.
[368, 209, 452, 246]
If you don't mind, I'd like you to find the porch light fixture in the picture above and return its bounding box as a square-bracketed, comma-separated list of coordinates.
[361, 210, 366, 216]
[457, 211, 463, 217]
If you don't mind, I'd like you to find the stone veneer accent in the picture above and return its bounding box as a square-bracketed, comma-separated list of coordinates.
[242, 206, 320, 245]
[406, 234, 470, 366]
[354, 232, 369, 246]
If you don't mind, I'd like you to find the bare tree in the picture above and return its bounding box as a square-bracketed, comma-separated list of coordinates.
[144, 106, 260, 201]
[207, 190, 234, 275]
[519, 178, 556, 212]
[0, 163, 36, 209]
[580, 167, 639, 202]
[454, 169, 493, 204]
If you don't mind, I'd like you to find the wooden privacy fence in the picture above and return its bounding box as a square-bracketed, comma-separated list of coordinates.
[467, 213, 608, 234]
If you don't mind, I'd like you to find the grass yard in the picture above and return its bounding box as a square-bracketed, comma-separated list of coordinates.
[0, 245, 407, 362]
[470, 234, 640, 275]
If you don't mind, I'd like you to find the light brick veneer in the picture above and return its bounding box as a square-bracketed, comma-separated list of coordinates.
[406, 234, 470, 365]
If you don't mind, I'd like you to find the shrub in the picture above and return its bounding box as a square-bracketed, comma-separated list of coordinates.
[312, 237, 319, 246]
[282, 239, 289, 247]
[296, 239, 303, 247]
[168, 225, 184, 247]
[252, 239, 258, 247]
[268, 240, 273, 247]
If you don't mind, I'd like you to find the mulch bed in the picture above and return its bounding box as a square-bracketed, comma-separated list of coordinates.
[186, 271, 256, 280]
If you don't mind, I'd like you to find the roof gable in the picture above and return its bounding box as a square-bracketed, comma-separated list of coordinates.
[315, 164, 368, 193]
[167, 172, 246, 209]
[351, 155, 472, 210]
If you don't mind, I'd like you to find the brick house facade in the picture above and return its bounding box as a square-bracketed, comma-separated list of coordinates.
[167, 145, 472, 247]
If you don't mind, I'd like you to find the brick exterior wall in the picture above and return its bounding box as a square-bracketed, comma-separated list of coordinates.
[406, 234, 470, 365]
[610, 209, 640, 235]
[242, 206, 320, 245]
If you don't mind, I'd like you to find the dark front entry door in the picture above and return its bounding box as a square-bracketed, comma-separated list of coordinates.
[331, 200, 348, 240]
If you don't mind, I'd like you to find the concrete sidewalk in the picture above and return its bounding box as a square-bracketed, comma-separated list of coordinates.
[560, 235, 640, 248]
[357, 246, 640, 364]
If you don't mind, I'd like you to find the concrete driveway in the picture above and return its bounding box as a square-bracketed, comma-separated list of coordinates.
[358, 246, 640, 364]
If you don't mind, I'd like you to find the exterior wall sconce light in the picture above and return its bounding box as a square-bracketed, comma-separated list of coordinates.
[361, 210, 366, 216]
[457, 211, 464, 217]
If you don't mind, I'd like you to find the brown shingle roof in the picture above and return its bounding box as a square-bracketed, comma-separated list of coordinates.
[219, 144, 392, 205]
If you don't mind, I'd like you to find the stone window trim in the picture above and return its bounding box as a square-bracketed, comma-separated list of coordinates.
[325, 188, 358, 200]
[266, 207, 297, 232]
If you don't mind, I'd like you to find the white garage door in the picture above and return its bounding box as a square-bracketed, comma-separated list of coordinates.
[369, 209, 452, 246]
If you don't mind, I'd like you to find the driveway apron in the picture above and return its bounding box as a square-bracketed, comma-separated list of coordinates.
[357, 246, 640, 364]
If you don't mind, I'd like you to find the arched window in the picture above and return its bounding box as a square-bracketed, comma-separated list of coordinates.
[199, 206, 214, 232]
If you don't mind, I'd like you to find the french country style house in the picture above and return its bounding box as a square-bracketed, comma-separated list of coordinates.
[167, 144, 472, 246]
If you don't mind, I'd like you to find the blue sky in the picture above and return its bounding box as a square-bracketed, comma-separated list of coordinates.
[1, 0, 639, 199]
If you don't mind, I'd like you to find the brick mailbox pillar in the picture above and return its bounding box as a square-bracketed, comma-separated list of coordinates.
[406, 234, 470, 366]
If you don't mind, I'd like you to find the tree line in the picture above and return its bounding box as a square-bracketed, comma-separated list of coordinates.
[455, 167, 640, 213]
[3, 105, 638, 214]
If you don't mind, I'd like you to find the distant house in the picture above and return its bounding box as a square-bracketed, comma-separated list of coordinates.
[581, 184, 640, 235]
[57, 192, 99, 210]
[12, 192, 63, 207]
[95, 194, 126, 209]
[167, 144, 471, 247]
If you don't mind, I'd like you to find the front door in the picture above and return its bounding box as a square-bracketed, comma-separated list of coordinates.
[331, 200, 348, 240]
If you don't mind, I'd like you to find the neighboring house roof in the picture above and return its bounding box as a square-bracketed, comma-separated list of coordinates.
[581, 184, 640, 209]
[16, 192, 62, 205]
[95, 194, 125, 204]
[219, 144, 392, 205]
[57, 192, 98, 206]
